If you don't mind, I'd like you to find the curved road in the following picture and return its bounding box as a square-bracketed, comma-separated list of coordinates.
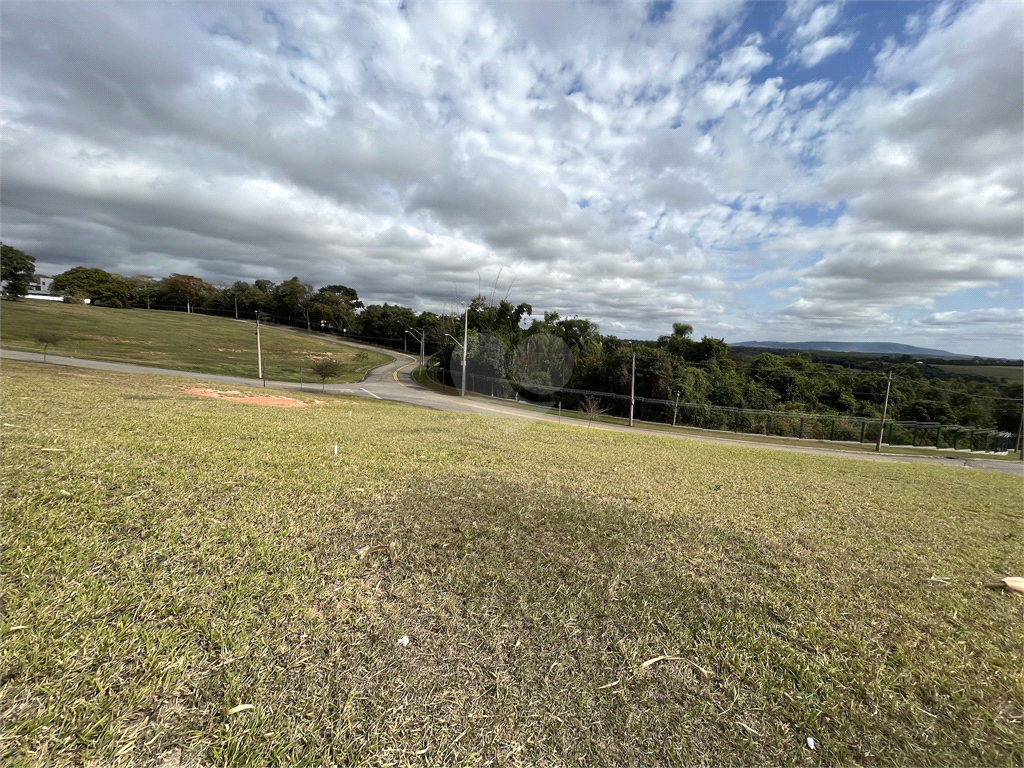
[2, 345, 1021, 477]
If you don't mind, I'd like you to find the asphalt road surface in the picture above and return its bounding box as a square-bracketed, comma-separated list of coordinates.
[3, 345, 1021, 477]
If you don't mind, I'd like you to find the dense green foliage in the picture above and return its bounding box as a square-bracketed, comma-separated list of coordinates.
[16, 246, 1021, 431]
[0, 243, 35, 299]
[443, 306, 1021, 431]
[51, 266, 134, 306]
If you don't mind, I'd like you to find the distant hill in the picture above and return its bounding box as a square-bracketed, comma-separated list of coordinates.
[735, 341, 970, 358]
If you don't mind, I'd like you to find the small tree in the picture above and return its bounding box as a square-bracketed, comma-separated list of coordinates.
[310, 358, 343, 392]
[34, 331, 62, 362]
[581, 395, 608, 426]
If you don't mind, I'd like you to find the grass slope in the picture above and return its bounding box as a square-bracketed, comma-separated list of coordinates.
[1, 361, 1021, 767]
[0, 300, 390, 383]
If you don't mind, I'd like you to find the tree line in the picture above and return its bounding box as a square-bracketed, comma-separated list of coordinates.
[2, 242, 1020, 433]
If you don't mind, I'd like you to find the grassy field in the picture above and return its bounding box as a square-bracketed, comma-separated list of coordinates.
[0, 300, 390, 383]
[2, 360, 1021, 767]
[933, 364, 1023, 384]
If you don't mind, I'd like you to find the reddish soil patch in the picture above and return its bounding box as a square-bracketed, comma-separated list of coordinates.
[183, 388, 307, 408]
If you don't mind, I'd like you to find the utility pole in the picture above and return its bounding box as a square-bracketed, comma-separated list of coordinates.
[234, 296, 238, 319]
[256, 311, 263, 380]
[629, 341, 636, 427]
[186, 296, 191, 314]
[461, 302, 469, 397]
[875, 371, 892, 452]
[673, 391, 680, 427]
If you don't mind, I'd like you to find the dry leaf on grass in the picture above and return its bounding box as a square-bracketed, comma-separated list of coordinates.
[640, 655, 712, 677]
[227, 704, 255, 715]
[356, 542, 398, 562]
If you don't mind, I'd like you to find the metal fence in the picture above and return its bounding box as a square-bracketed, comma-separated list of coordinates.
[423, 359, 1021, 454]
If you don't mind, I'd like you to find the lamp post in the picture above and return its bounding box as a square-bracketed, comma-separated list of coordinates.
[255, 311, 263, 380]
[445, 333, 464, 393]
[461, 302, 469, 397]
[629, 341, 636, 427]
[405, 329, 426, 370]
[875, 371, 892, 452]
[672, 391, 680, 427]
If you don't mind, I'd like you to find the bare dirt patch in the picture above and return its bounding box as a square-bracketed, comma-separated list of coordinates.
[182, 388, 307, 408]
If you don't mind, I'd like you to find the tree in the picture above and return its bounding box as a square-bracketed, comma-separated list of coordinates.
[1, 243, 36, 299]
[52, 266, 133, 307]
[358, 303, 417, 341]
[307, 285, 361, 331]
[157, 274, 217, 310]
[273, 277, 311, 323]
[319, 284, 363, 308]
[309, 358, 344, 392]
[580, 395, 609, 426]
[34, 331, 62, 362]
[992, 383, 1023, 433]
[126, 275, 158, 308]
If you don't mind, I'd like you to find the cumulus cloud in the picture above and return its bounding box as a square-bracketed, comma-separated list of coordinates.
[0, 0, 1020, 356]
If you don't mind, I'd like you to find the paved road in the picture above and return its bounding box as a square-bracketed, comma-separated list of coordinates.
[3, 346, 1021, 476]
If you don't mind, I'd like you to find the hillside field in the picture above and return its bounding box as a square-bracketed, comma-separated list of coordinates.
[932, 364, 1024, 385]
[0, 300, 390, 383]
[1, 360, 1021, 766]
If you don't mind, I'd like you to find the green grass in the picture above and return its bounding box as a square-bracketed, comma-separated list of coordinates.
[2, 360, 1022, 767]
[0, 300, 390, 383]
[933, 364, 1023, 384]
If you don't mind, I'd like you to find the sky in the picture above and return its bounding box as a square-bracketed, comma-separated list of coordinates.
[1, 1, 1022, 357]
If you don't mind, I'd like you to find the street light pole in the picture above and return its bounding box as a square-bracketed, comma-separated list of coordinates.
[875, 371, 892, 452]
[673, 391, 680, 427]
[445, 333, 465, 393]
[629, 341, 636, 427]
[406, 329, 426, 370]
[256, 311, 263, 380]
[461, 302, 469, 397]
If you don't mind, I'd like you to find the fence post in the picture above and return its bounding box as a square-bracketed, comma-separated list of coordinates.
[1017, 413, 1023, 460]
[799, 418, 804, 439]
[829, 420, 836, 441]
[767, 414, 773, 436]
[912, 422, 918, 447]
[859, 421, 866, 443]
[886, 421, 893, 445]
[936, 426, 942, 449]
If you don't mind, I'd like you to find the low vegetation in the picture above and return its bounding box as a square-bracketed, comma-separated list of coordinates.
[0, 301, 389, 383]
[2, 361, 1021, 766]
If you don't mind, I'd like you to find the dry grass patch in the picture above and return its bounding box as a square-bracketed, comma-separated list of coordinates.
[1, 360, 1021, 767]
